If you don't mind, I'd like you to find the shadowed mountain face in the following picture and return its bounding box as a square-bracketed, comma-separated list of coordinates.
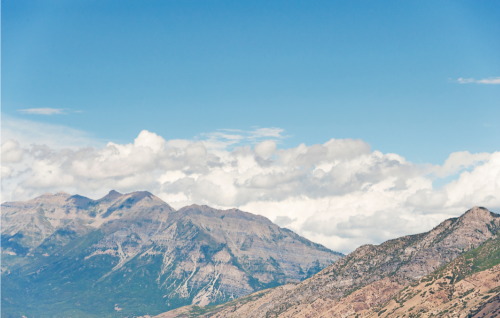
[156, 207, 500, 318]
[0, 191, 342, 318]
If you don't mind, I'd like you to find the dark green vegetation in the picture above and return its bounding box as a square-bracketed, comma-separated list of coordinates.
[431, 235, 500, 283]
[415, 233, 500, 291]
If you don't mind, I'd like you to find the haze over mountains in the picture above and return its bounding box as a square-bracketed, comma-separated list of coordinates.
[1, 190, 342, 317]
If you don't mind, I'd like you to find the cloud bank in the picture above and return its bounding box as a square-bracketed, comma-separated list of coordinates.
[2, 123, 499, 253]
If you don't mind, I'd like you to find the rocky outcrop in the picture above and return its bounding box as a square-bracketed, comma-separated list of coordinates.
[1, 191, 342, 317]
[157, 207, 500, 318]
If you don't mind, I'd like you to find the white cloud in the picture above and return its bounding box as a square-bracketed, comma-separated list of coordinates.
[133, 130, 166, 153]
[1, 166, 13, 179]
[476, 77, 500, 84]
[1, 140, 25, 163]
[254, 140, 276, 158]
[430, 151, 490, 178]
[18, 108, 66, 115]
[457, 77, 500, 84]
[1, 121, 499, 254]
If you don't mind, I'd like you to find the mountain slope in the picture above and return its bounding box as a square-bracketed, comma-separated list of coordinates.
[366, 233, 500, 317]
[1, 190, 172, 257]
[1, 191, 342, 317]
[155, 207, 500, 318]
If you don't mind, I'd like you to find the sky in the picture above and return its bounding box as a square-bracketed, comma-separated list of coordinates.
[2, 0, 500, 253]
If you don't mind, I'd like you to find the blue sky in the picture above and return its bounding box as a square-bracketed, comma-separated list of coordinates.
[2, 0, 500, 252]
[2, 0, 500, 164]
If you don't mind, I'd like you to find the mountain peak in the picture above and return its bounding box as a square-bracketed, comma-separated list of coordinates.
[66, 194, 94, 209]
[453, 206, 500, 237]
[123, 190, 156, 202]
[461, 206, 496, 220]
[129, 190, 153, 196]
[97, 189, 124, 203]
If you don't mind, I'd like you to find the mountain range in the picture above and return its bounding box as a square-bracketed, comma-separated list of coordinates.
[1, 190, 342, 317]
[3, 191, 500, 318]
[150, 207, 500, 318]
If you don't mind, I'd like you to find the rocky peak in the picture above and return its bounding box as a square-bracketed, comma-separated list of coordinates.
[123, 191, 168, 207]
[66, 194, 95, 210]
[99, 191, 174, 221]
[460, 206, 498, 222]
[421, 206, 500, 253]
[97, 189, 123, 203]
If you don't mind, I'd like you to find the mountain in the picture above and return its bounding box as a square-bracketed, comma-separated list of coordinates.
[370, 233, 500, 317]
[154, 207, 500, 318]
[1, 191, 342, 317]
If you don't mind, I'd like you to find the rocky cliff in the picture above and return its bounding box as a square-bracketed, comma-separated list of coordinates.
[1, 191, 342, 317]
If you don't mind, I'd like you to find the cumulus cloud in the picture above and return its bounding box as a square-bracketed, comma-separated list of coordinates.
[255, 140, 276, 158]
[457, 77, 500, 84]
[430, 151, 490, 178]
[133, 130, 166, 153]
[2, 140, 25, 163]
[1, 123, 499, 253]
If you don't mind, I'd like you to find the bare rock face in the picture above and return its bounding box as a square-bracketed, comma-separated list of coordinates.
[157, 207, 500, 318]
[1, 191, 342, 317]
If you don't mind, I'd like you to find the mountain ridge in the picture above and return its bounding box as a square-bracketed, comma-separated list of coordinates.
[154, 206, 500, 318]
[1, 190, 342, 317]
